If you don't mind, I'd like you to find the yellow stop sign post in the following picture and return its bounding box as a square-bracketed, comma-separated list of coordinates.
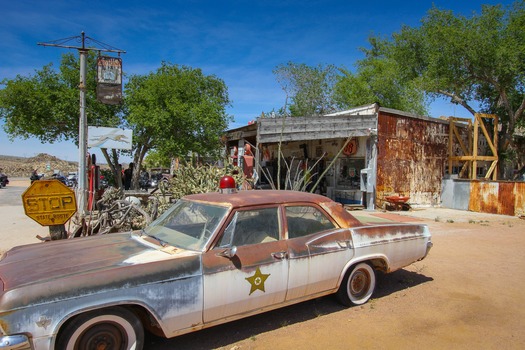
[22, 180, 77, 240]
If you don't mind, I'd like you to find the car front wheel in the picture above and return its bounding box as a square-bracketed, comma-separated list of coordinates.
[337, 262, 376, 306]
[56, 307, 144, 350]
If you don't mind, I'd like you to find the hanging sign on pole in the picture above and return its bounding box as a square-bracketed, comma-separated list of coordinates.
[97, 56, 123, 105]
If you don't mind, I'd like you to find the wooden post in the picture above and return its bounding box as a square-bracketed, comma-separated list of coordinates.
[49, 225, 67, 240]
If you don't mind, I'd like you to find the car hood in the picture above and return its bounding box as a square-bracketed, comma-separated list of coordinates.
[0, 232, 200, 293]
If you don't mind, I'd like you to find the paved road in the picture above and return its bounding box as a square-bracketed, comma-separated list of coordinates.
[0, 178, 50, 252]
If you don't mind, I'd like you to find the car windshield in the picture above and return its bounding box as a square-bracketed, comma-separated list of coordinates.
[143, 199, 229, 251]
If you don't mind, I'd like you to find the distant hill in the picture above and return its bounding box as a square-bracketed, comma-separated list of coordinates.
[0, 153, 78, 178]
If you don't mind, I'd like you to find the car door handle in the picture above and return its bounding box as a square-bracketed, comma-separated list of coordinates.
[272, 251, 287, 260]
[337, 240, 353, 249]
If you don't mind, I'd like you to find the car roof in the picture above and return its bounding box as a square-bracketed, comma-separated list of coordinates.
[186, 190, 363, 228]
[186, 190, 333, 209]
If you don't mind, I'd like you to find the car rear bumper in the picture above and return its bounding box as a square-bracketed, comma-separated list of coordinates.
[0, 334, 32, 349]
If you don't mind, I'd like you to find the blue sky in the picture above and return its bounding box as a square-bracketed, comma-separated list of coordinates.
[0, 0, 514, 163]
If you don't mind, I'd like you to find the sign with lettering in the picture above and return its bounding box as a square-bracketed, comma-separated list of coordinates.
[22, 180, 77, 226]
[96, 56, 123, 105]
[97, 56, 122, 84]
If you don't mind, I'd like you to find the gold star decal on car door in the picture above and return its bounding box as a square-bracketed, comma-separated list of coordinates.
[245, 267, 270, 295]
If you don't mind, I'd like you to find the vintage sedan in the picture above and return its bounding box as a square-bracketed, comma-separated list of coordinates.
[0, 177, 432, 350]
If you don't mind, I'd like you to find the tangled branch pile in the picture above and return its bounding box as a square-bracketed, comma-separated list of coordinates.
[72, 163, 243, 237]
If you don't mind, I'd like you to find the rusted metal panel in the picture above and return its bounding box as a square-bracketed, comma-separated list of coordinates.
[376, 111, 448, 208]
[470, 181, 500, 214]
[469, 181, 524, 216]
[515, 182, 525, 216]
[497, 182, 516, 215]
[257, 115, 377, 143]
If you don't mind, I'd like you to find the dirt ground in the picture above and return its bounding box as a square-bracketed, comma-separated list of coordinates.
[169, 211, 525, 350]
[2, 179, 525, 349]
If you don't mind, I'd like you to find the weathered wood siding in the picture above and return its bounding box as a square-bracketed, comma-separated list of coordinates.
[376, 111, 449, 207]
[257, 115, 377, 144]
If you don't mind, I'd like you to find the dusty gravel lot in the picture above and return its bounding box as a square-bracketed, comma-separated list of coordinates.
[1, 179, 525, 349]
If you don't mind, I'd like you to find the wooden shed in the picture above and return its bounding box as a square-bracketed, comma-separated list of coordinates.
[224, 103, 449, 210]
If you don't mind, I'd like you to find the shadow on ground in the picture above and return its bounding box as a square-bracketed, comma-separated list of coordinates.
[145, 269, 433, 349]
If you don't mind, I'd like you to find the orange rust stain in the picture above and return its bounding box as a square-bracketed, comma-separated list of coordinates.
[514, 182, 525, 215]
[497, 182, 515, 216]
[469, 182, 481, 212]
[376, 112, 447, 207]
[470, 181, 523, 216]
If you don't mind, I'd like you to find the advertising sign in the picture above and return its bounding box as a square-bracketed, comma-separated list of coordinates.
[97, 56, 123, 104]
[88, 126, 132, 150]
[97, 56, 122, 84]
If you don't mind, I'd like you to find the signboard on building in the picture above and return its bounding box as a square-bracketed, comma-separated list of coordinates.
[96, 56, 123, 105]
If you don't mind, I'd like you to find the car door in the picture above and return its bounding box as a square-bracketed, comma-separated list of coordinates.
[284, 205, 354, 301]
[202, 206, 288, 324]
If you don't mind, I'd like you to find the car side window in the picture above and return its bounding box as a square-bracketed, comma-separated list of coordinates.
[285, 206, 336, 239]
[218, 207, 280, 247]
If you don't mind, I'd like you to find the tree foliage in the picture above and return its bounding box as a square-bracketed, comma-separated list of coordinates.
[276, 2, 525, 175]
[124, 62, 232, 188]
[333, 37, 428, 115]
[0, 52, 123, 143]
[384, 1, 525, 174]
[142, 150, 171, 170]
[273, 62, 338, 117]
[1, 56, 232, 189]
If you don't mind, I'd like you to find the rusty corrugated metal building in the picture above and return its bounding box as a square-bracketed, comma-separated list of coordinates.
[225, 103, 450, 210]
[373, 108, 449, 208]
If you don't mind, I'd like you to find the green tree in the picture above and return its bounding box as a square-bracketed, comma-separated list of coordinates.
[385, 2, 525, 177]
[124, 62, 232, 188]
[333, 37, 428, 115]
[1, 56, 231, 189]
[0, 52, 122, 143]
[273, 62, 338, 117]
[0, 51, 127, 189]
[142, 150, 171, 170]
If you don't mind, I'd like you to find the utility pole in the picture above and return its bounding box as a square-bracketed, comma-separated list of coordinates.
[38, 32, 125, 216]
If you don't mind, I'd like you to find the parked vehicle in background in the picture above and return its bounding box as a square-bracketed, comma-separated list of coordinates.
[150, 168, 172, 189]
[0, 176, 432, 350]
[139, 171, 151, 190]
[30, 171, 43, 184]
[66, 172, 78, 188]
[50, 173, 68, 185]
[0, 171, 8, 188]
[99, 174, 109, 189]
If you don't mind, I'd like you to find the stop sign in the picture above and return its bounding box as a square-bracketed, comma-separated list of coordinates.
[22, 180, 77, 226]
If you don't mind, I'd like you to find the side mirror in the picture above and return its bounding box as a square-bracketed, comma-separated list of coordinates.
[217, 246, 237, 259]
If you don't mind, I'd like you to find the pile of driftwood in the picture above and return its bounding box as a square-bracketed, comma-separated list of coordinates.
[38, 185, 166, 241]
[38, 164, 247, 241]
[70, 187, 167, 238]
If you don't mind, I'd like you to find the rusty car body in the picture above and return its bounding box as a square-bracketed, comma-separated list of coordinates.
[0, 189, 432, 350]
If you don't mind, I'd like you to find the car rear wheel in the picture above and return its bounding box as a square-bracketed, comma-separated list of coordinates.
[336, 262, 376, 306]
[56, 307, 144, 350]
